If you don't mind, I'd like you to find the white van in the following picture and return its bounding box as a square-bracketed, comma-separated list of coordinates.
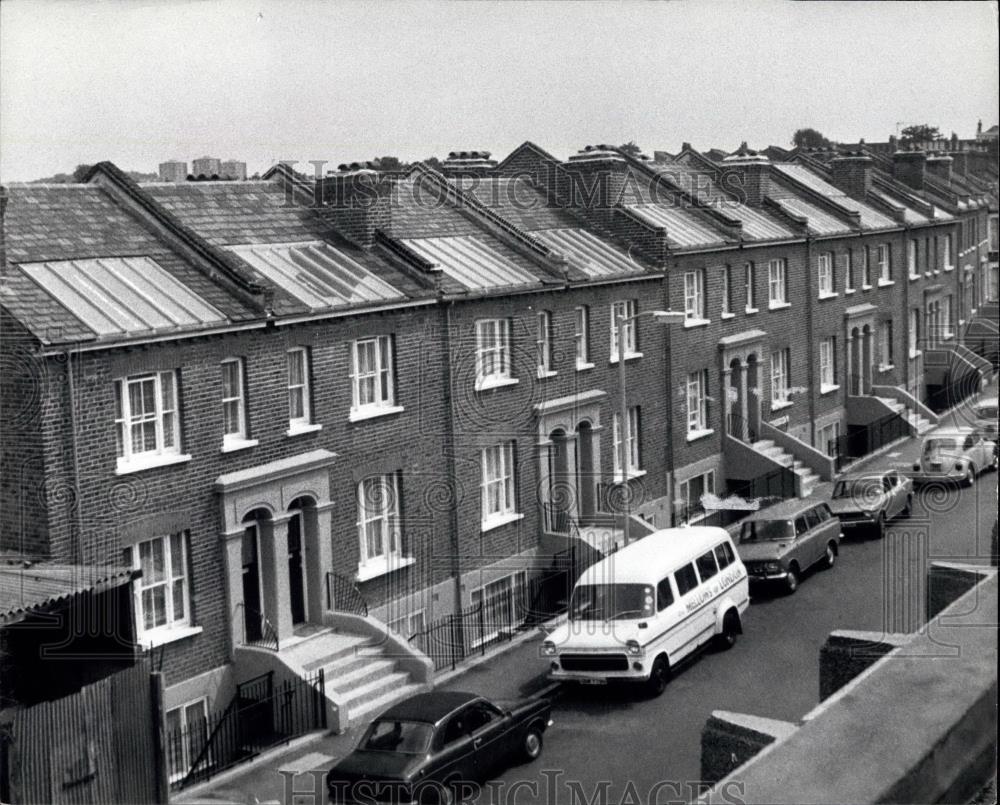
[542, 526, 749, 696]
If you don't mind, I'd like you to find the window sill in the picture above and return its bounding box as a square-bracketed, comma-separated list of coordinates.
[818, 291, 838, 301]
[221, 438, 259, 454]
[877, 279, 895, 287]
[820, 383, 840, 396]
[609, 352, 643, 364]
[720, 311, 736, 320]
[932, 270, 941, 276]
[878, 364, 896, 373]
[349, 405, 405, 423]
[924, 271, 933, 278]
[768, 301, 791, 311]
[745, 306, 759, 315]
[770, 399, 794, 412]
[138, 625, 202, 650]
[612, 469, 647, 484]
[576, 361, 596, 372]
[683, 318, 711, 329]
[536, 368, 558, 380]
[909, 349, 923, 360]
[909, 274, 921, 282]
[861, 284, 873, 291]
[116, 453, 192, 476]
[844, 289, 856, 295]
[944, 265, 955, 273]
[286, 422, 322, 437]
[356, 555, 416, 583]
[686, 428, 715, 443]
[475, 375, 519, 392]
[481, 512, 524, 533]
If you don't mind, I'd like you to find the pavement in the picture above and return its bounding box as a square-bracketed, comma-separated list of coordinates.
[173, 378, 998, 805]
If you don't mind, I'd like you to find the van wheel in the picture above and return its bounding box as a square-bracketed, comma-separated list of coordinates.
[822, 541, 837, 569]
[646, 656, 670, 697]
[714, 610, 740, 650]
[784, 564, 800, 594]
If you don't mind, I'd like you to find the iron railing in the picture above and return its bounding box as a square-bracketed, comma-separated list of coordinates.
[326, 572, 368, 617]
[237, 604, 279, 651]
[726, 413, 758, 444]
[542, 502, 571, 535]
[831, 412, 910, 468]
[926, 375, 981, 414]
[169, 669, 326, 790]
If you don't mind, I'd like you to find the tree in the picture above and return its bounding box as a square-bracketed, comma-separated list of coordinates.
[71, 164, 95, 182]
[899, 124, 941, 146]
[792, 128, 833, 149]
[619, 141, 642, 156]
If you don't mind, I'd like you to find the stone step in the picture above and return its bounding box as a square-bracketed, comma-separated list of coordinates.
[348, 682, 427, 726]
[337, 670, 413, 712]
[298, 635, 375, 673]
[326, 657, 397, 692]
[753, 440, 775, 451]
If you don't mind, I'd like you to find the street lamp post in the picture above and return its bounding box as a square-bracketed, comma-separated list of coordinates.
[616, 309, 686, 547]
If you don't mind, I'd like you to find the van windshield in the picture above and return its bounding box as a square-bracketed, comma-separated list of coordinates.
[569, 583, 654, 621]
[740, 520, 792, 543]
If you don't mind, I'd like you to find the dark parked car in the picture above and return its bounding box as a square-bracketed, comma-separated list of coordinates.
[327, 690, 552, 804]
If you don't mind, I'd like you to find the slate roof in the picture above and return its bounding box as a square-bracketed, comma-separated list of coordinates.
[773, 164, 899, 231]
[0, 183, 259, 346]
[465, 177, 580, 231]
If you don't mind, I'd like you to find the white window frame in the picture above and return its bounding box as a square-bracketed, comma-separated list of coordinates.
[128, 531, 191, 642]
[481, 441, 519, 529]
[770, 348, 791, 408]
[909, 307, 921, 357]
[574, 306, 592, 369]
[721, 265, 733, 316]
[612, 406, 641, 479]
[536, 310, 555, 377]
[683, 270, 706, 322]
[610, 300, 638, 359]
[907, 239, 919, 279]
[745, 262, 757, 312]
[767, 259, 788, 307]
[350, 335, 400, 419]
[877, 243, 892, 284]
[819, 338, 837, 391]
[357, 474, 404, 572]
[679, 470, 716, 524]
[879, 322, 895, 368]
[942, 296, 953, 338]
[817, 253, 834, 297]
[220, 358, 256, 451]
[475, 319, 513, 390]
[114, 370, 185, 472]
[861, 246, 872, 288]
[844, 251, 855, 292]
[286, 347, 317, 434]
[166, 698, 210, 784]
[686, 370, 710, 438]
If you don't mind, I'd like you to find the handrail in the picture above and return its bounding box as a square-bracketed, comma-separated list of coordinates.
[326, 571, 368, 617]
[235, 603, 279, 651]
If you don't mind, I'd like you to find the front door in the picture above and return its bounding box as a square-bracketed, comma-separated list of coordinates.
[287, 512, 307, 625]
[241, 525, 263, 642]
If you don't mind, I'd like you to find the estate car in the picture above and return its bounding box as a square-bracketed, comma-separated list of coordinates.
[737, 499, 842, 594]
[827, 470, 913, 538]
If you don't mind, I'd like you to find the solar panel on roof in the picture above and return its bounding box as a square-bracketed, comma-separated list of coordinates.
[229, 241, 403, 309]
[18, 256, 226, 338]
[399, 236, 537, 290]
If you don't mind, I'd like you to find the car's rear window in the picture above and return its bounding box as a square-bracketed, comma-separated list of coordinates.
[362, 720, 433, 754]
[740, 519, 792, 542]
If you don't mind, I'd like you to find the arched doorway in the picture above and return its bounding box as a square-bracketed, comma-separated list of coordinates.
[728, 358, 745, 440]
[746, 354, 760, 439]
[241, 509, 270, 643]
[576, 421, 596, 519]
[849, 326, 862, 394]
[861, 324, 873, 393]
[287, 497, 315, 626]
[547, 429, 571, 533]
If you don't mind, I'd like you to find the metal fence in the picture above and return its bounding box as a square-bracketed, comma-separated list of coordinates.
[409, 566, 573, 672]
[326, 571, 369, 616]
[830, 411, 910, 470]
[926, 374, 981, 414]
[167, 669, 326, 791]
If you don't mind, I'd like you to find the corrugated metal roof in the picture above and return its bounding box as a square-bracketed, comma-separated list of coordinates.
[870, 191, 930, 225]
[773, 165, 897, 230]
[630, 204, 729, 248]
[713, 201, 795, 240]
[771, 197, 853, 236]
[0, 564, 137, 625]
[18, 256, 227, 338]
[533, 228, 641, 277]
[399, 235, 538, 290]
[229, 241, 404, 309]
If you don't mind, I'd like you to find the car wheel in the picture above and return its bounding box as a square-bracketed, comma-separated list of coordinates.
[521, 725, 544, 761]
[991, 449, 999, 472]
[646, 656, 670, 697]
[962, 465, 976, 486]
[784, 564, 799, 594]
[438, 776, 464, 805]
[822, 541, 837, 569]
[714, 609, 740, 650]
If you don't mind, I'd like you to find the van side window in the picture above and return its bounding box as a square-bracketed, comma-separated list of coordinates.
[714, 542, 733, 569]
[656, 578, 674, 611]
[696, 550, 718, 581]
[794, 516, 809, 536]
[804, 508, 822, 530]
[675, 563, 699, 596]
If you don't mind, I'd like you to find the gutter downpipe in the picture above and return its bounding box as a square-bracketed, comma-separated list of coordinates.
[440, 299, 464, 620]
[65, 347, 84, 566]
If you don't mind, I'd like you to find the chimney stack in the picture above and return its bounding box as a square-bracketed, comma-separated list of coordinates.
[892, 150, 927, 191]
[829, 152, 873, 200]
[561, 145, 629, 229]
[949, 151, 968, 176]
[316, 164, 393, 247]
[926, 155, 953, 184]
[440, 151, 497, 178]
[721, 143, 770, 205]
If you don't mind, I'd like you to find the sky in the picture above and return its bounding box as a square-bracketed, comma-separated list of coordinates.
[1, 0, 998, 182]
